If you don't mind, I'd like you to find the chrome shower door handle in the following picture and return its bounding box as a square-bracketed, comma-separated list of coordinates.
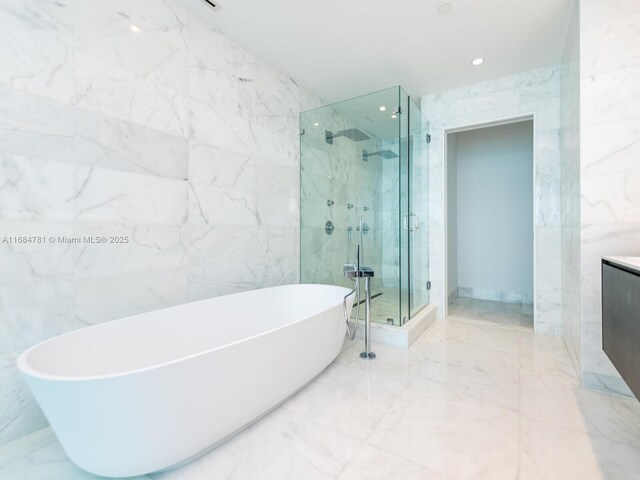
[411, 213, 419, 231]
[403, 213, 419, 232]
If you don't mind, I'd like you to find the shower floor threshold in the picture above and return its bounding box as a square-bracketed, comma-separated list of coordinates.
[354, 304, 437, 349]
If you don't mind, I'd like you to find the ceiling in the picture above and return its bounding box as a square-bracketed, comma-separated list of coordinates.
[199, 0, 574, 104]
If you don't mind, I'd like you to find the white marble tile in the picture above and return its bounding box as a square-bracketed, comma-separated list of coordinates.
[282, 362, 409, 440]
[0, 281, 73, 444]
[187, 224, 298, 274]
[336, 444, 447, 480]
[76, 52, 189, 138]
[415, 344, 521, 411]
[75, 166, 188, 225]
[0, 281, 74, 355]
[0, 428, 150, 480]
[0, 0, 74, 104]
[252, 123, 299, 169]
[520, 415, 640, 480]
[255, 255, 299, 288]
[251, 60, 300, 133]
[188, 143, 254, 189]
[521, 369, 640, 450]
[520, 333, 578, 380]
[580, 118, 640, 175]
[76, 0, 187, 93]
[188, 183, 258, 226]
[0, 85, 73, 137]
[149, 408, 361, 480]
[185, 13, 256, 81]
[186, 281, 252, 303]
[255, 165, 299, 197]
[367, 376, 520, 479]
[188, 97, 255, 154]
[448, 298, 533, 332]
[186, 224, 297, 290]
[76, 109, 188, 179]
[75, 268, 189, 326]
[0, 355, 48, 447]
[581, 66, 640, 126]
[188, 64, 252, 117]
[0, 129, 73, 166]
[0, 221, 74, 287]
[74, 224, 187, 279]
[334, 340, 429, 384]
[0, 155, 74, 221]
[256, 194, 299, 228]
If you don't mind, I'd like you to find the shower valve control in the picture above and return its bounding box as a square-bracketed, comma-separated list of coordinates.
[356, 223, 370, 235]
[325, 221, 335, 235]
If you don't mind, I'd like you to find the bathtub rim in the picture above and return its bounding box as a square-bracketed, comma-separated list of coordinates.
[17, 283, 352, 383]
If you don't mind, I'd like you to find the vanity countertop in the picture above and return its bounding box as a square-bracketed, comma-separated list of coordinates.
[603, 256, 640, 273]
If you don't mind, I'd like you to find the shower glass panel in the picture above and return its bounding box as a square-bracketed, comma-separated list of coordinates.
[407, 93, 430, 316]
[300, 86, 428, 326]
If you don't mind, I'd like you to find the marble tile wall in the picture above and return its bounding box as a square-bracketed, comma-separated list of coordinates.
[421, 67, 563, 336]
[300, 106, 385, 292]
[0, 0, 313, 446]
[578, 0, 640, 396]
[560, 1, 582, 382]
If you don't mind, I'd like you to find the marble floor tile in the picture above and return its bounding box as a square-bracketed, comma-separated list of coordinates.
[150, 407, 362, 480]
[0, 428, 150, 480]
[367, 378, 520, 479]
[282, 362, 409, 440]
[2, 299, 640, 479]
[520, 415, 640, 480]
[335, 443, 448, 480]
[449, 297, 534, 330]
[520, 369, 640, 449]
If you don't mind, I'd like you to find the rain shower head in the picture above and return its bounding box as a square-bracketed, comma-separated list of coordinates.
[362, 149, 399, 161]
[325, 128, 370, 145]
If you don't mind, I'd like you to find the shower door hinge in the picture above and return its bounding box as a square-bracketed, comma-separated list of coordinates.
[394, 106, 402, 116]
[426, 281, 432, 291]
[299, 128, 305, 135]
[426, 134, 432, 143]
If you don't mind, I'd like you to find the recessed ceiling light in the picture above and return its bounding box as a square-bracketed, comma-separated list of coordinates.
[472, 58, 484, 66]
[391, 114, 397, 119]
[130, 25, 140, 33]
[313, 122, 319, 126]
[438, 3, 452, 15]
[379, 106, 386, 112]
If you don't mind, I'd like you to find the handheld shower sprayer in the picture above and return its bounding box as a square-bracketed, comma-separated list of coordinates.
[343, 245, 361, 341]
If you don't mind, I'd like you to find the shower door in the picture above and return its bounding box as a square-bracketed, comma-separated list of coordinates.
[407, 94, 430, 316]
[399, 90, 429, 323]
[300, 86, 428, 325]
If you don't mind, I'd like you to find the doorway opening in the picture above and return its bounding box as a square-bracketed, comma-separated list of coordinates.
[445, 118, 534, 329]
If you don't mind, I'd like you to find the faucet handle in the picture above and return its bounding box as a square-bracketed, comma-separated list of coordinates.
[343, 263, 358, 278]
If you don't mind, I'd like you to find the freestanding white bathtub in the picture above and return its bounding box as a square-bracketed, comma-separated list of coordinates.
[17, 284, 353, 478]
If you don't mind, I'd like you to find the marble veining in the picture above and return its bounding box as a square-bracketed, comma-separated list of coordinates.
[0, 0, 74, 105]
[577, 0, 640, 396]
[0, 0, 310, 446]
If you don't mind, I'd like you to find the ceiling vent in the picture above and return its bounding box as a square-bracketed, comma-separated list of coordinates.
[203, 0, 221, 10]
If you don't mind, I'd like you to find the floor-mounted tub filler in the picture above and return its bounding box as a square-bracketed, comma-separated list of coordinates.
[17, 284, 353, 478]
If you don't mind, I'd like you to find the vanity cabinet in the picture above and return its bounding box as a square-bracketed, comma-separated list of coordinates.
[602, 258, 640, 399]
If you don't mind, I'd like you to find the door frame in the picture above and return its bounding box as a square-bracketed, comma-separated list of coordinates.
[443, 113, 536, 325]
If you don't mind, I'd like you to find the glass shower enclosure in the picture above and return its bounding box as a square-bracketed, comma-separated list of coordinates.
[300, 86, 429, 326]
